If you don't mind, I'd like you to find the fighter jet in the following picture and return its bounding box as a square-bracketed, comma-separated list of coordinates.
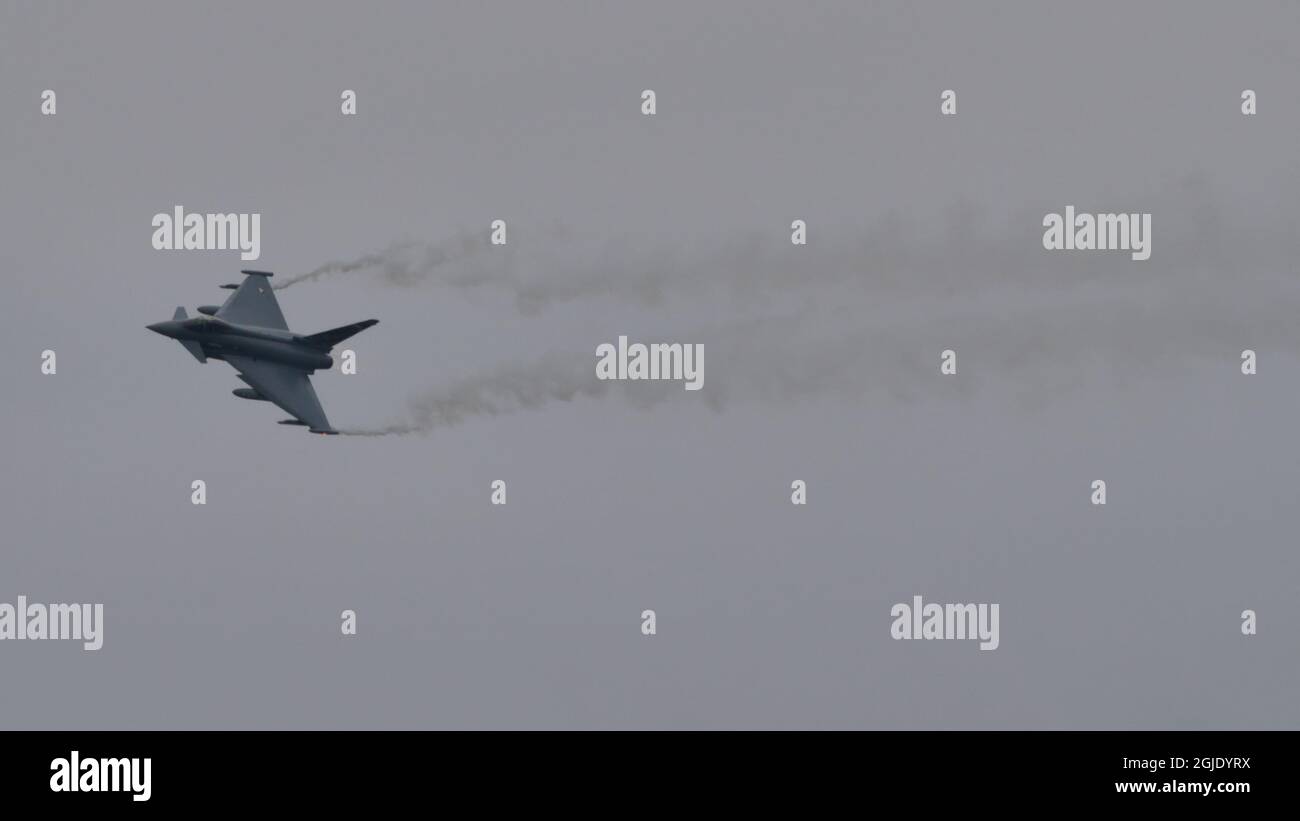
[147, 270, 377, 434]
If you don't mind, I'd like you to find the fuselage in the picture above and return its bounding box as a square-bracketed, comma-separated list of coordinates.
[146, 316, 332, 371]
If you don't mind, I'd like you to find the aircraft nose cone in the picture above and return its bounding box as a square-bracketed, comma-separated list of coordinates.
[147, 322, 169, 336]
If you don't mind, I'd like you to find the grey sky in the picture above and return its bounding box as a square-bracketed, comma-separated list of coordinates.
[0, 1, 1297, 728]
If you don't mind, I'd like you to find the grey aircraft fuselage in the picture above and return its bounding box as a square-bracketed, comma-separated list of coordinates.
[148, 269, 377, 433]
[146, 316, 333, 372]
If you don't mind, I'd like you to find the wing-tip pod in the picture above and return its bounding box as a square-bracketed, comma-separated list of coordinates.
[284, 420, 339, 435]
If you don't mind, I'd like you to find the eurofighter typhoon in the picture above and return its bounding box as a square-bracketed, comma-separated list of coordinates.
[147, 270, 377, 434]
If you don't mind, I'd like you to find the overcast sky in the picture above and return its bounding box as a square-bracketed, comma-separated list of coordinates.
[1, 0, 1297, 728]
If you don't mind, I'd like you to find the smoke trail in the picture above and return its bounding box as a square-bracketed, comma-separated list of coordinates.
[336, 266, 1300, 437]
[274, 231, 492, 290]
[276, 175, 1300, 318]
[339, 353, 625, 436]
[325, 175, 1300, 435]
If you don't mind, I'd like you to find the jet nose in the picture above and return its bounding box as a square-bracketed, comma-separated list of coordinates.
[147, 322, 171, 336]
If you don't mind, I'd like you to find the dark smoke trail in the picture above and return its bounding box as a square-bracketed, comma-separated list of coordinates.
[335, 268, 1300, 437]
[338, 353, 621, 436]
[325, 176, 1300, 434]
[274, 231, 491, 290]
